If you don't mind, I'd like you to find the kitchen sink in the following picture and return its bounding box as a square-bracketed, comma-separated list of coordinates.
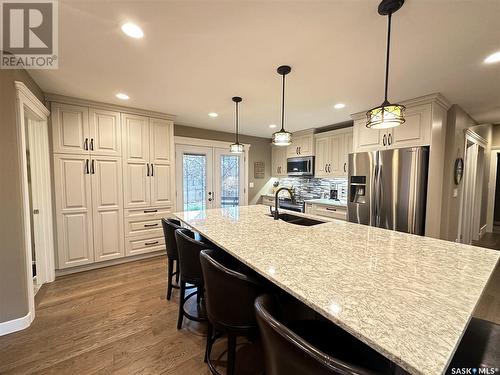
[267, 213, 325, 226]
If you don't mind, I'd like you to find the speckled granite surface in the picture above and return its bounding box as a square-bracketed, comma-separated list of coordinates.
[174, 205, 499, 375]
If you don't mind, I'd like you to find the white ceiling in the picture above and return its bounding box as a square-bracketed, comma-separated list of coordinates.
[31, 0, 500, 138]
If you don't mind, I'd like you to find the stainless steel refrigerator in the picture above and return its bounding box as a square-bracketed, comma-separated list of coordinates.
[347, 147, 429, 235]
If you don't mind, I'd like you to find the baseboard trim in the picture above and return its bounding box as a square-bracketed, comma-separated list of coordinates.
[55, 252, 165, 277]
[0, 311, 33, 336]
[480, 224, 488, 239]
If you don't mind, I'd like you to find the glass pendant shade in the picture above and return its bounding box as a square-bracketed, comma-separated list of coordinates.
[229, 143, 244, 153]
[272, 130, 292, 146]
[366, 102, 406, 129]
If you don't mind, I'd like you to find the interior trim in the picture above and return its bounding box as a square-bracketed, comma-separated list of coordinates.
[0, 311, 33, 336]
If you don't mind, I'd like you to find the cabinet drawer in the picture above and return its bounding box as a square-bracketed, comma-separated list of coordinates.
[125, 206, 172, 219]
[125, 216, 163, 237]
[126, 234, 165, 256]
[313, 204, 347, 220]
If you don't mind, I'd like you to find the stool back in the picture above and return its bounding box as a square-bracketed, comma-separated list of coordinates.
[161, 218, 182, 260]
[175, 228, 209, 284]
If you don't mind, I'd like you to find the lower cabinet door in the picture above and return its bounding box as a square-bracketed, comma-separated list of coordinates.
[53, 154, 94, 268]
[126, 234, 165, 256]
[91, 156, 125, 262]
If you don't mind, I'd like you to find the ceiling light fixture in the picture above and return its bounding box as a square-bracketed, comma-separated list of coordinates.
[366, 0, 406, 129]
[115, 93, 129, 100]
[269, 124, 277, 128]
[334, 103, 346, 109]
[484, 51, 500, 64]
[272, 65, 293, 146]
[121, 22, 144, 39]
[230, 97, 244, 154]
[208, 112, 218, 118]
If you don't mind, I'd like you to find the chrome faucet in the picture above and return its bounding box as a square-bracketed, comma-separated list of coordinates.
[272, 187, 295, 220]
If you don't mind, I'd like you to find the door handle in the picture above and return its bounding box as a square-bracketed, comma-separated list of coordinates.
[91, 159, 95, 174]
[383, 134, 387, 146]
[144, 223, 159, 227]
[85, 159, 89, 174]
[145, 241, 159, 246]
[151, 163, 154, 176]
[90, 138, 94, 151]
[84, 138, 88, 150]
[146, 163, 150, 176]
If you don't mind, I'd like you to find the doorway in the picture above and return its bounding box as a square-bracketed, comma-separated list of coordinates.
[175, 138, 249, 212]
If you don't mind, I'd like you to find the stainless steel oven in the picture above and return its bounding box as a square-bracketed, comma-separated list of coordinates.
[287, 156, 314, 176]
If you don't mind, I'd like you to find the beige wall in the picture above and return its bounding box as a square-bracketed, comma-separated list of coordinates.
[440, 105, 493, 241]
[174, 125, 272, 203]
[0, 70, 44, 323]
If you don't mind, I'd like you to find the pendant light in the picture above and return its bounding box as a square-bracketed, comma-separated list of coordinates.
[272, 65, 292, 146]
[366, 0, 406, 129]
[230, 96, 244, 153]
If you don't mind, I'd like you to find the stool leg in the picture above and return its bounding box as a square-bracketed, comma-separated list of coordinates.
[227, 334, 236, 375]
[175, 260, 180, 283]
[177, 281, 185, 330]
[204, 320, 213, 363]
[166, 259, 173, 301]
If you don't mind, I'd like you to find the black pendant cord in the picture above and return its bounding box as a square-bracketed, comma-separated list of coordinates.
[383, 12, 392, 104]
[280, 73, 286, 132]
[235, 101, 239, 144]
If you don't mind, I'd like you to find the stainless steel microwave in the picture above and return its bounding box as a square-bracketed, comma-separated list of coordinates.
[287, 156, 314, 176]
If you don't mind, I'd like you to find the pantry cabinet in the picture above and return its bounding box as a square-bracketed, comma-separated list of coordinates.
[314, 128, 353, 178]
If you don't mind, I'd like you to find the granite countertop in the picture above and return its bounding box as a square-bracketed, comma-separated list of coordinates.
[174, 205, 499, 375]
[304, 198, 348, 207]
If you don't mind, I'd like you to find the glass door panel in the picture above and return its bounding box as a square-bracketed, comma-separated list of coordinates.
[214, 148, 244, 208]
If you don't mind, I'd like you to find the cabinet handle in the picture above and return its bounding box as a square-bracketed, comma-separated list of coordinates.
[147, 163, 150, 177]
[328, 164, 331, 173]
[144, 223, 159, 227]
[326, 207, 337, 211]
[90, 138, 94, 151]
[91, 159, 95, 174]
[383, 134, 387, 146]
[388, 133, 392, 145]
[145, 241, 158, 246]
[85, 159, 89, 174]
[299, 147, 301, 155]
[325, 164, 327, 172]
[344, 162, 347, 173]
[151, 163, 154, 176]
[84, 138, 88, 150]
[144, 209, 158, 213]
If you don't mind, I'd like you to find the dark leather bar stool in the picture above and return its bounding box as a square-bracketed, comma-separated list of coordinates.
[175, 228, 212, 329]
[200, 249, 264, 375]
[447, 317, 500, 371]
[254, 294, 392, 375]
[161, 218, 181, 300]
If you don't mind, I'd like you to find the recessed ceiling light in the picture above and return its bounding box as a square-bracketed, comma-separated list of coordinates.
[121, 22, 144, 39]
[334, 103, 346, 109]
[484, 51, 500, 64]
[115, 93, 129, 100]
[208, 112, 218, 118]
[269, 124, 277, 128]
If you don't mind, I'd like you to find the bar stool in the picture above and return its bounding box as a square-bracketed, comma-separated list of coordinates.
[254, 294, 392, 375]
[161, 218, 181, 300]
[200, 249, 264, 375]
[447, 317, 500, 371]
[175, 228, 212, 329]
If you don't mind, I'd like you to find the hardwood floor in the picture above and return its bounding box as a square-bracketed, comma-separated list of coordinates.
[0, 254, 498, 374]
[0, 256, 211, 375]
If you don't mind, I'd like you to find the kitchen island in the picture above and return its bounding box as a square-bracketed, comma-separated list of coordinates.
[174, 205, 499, 375]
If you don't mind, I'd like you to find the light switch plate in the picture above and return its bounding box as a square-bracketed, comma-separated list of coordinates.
[249, 182, 254, 188]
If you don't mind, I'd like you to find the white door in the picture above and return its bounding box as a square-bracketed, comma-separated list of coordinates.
[214, 148, 245, 208]
[122, 114, 150, 208]
[176, 145, 214, 211]
[89, 109, 121, 156]
[461, 142, 478, 244]
[53, 154, 94, 268]
[150, 118, 174, 207]
[91, 156, 124, 262]
[51, 103, 90, 154]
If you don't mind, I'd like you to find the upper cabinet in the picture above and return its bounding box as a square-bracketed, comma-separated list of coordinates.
[287, 133, 314, 157]
[52, 102, 121, 156]
[272, 145, 288, 177]
[314, 128, 353, 178]
[352, 102, 433, 152]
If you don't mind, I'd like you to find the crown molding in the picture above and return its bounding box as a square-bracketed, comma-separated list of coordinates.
[45, 93, 176, 120]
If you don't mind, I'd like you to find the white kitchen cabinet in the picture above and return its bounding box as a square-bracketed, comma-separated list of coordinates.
[352, 103, 432, 152]
[89, 108, 122, 156]
[53, 154, 94, 268]
[51, 103, 90, 155]
[122, 114, 174, 208]
[287, 133, 314, 157]
[272, 146, 288, 177]
[314, 128, 352, 178]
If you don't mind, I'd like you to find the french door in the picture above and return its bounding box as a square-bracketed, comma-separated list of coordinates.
[175, 144, 245, 212]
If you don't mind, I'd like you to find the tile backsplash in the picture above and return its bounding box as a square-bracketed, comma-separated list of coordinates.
[276, 177, 348, 202]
